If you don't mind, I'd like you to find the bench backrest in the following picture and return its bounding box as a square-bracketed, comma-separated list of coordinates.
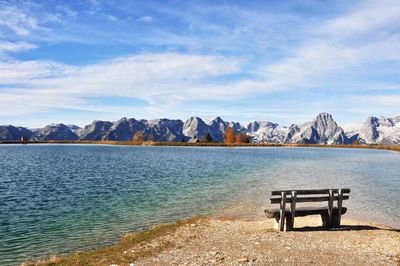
[270, 188, 350, 204]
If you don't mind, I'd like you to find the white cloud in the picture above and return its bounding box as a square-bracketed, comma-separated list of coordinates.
[107, 15, 117, 21]
[319, 0, 400, 39]
[251, 0, 400, 93]
[136, 16, 154, 23]
[0, 6, 39, 35]
[354, 95, 400, 106]
[0, 41, 37, 54]
[0, 53, 243, 116]
[0, 60, 74, 83]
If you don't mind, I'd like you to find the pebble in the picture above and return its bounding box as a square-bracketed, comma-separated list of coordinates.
[237, 258, 249, 263]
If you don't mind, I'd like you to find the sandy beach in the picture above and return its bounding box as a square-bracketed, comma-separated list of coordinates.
[28, 216, 400, 266]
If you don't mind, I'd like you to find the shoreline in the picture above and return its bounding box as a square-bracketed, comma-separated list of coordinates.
[2, 140, 400, 153]
[26, 215, 400, 266]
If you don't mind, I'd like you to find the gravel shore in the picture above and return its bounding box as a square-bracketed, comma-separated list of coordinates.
[132, 217, 400, 265]
[30, 216, 400, 265]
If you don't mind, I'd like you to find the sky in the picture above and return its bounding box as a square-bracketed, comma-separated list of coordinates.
[0, 0, 399, 128]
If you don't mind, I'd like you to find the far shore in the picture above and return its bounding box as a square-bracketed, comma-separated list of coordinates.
[26, 216, 400, 265]
[2, 140, 400, 153]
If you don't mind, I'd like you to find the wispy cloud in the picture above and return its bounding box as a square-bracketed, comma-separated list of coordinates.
[0, 53, 242, 116]
[0, 0, 399, 127]
[0, 41, 37, 54]
[0, 5, 39, 35]
[318, 0, 400, 39]
[136, 16, 154, 23]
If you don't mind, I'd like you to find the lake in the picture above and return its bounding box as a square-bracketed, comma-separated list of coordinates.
[0, 144, 399, 265]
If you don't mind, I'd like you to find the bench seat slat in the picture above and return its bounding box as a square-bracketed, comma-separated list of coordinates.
[270, 195, 349, 204]
[271, 188, 350, 195]
[264, 207, 347, 219]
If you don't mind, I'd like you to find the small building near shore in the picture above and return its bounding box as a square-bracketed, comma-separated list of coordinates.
[188, 138, 200, 143]
[21, 136, 28, 143]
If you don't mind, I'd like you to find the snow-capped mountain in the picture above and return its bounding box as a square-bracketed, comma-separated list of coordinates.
[289, 113, 349, 144]
[206, 116, 227, 142]
[1, 113, 399, 145]
[345, 115, 400, 145]
[246, 113, 349, 144]
[183, 117, 210, 140]
[246, 121, 289, 143]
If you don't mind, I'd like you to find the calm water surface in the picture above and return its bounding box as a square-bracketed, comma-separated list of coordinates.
[0, 145, 399, 265]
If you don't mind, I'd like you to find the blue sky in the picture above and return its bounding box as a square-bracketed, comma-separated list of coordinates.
[0, 0, 399, 128]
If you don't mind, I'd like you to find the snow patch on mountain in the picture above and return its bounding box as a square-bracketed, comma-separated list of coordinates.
[247, 121, 289, 143]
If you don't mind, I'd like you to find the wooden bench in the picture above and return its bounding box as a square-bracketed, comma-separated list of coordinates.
[264, 188, 350, 231]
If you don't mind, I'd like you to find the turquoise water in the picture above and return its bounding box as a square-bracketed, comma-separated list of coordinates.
[0, 145, 399, 265]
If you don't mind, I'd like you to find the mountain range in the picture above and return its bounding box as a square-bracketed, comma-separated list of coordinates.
[1, 113, 399, 145]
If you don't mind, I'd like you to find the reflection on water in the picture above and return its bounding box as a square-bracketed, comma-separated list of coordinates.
[0, 145, 399, 265]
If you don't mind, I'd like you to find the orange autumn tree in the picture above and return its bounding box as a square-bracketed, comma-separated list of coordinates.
[225, 127, 235, 145]
[235, 133, 249, 144]
[132, 130, 144, 143]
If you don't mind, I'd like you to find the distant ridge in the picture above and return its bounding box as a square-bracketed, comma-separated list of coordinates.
[1, 113, 399, 145]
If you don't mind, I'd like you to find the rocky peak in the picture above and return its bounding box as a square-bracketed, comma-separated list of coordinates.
[78, 120, 113, 140]
[107, 118, 145, 141]
[32, 123, 78, 141]
[392, 115, 400, 124]
[183, 117, 209, 140]
[0, 125, 33, 141]
[290, 113, 348, 144]
[311, 112, 343, 141]
[67, 124, 81, 132]
[144, 119, 184, 142]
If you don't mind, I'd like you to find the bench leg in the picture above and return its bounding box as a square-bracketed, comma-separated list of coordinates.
[321, 214, 329, 227]
[274, 216, 290, 231]
[330, 213, 340, 228]
[286, 217, 293, 231]
[273, 217, 280, 230]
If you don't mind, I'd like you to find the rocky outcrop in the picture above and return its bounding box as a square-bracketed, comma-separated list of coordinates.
[66, 125, 81, 134]
[206, 117, 228, 142]
[247, 121, 289, 144]
[77, 120, 113, 140]
[105, 118, 145, 141]
[144, 119, 185, 142]
[183, 117, 210, 140]
[31, 124, 79, 141]
[351, 116, 400, 145]
[0, 125, 33, 141]
[290, 113, 349, 144]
